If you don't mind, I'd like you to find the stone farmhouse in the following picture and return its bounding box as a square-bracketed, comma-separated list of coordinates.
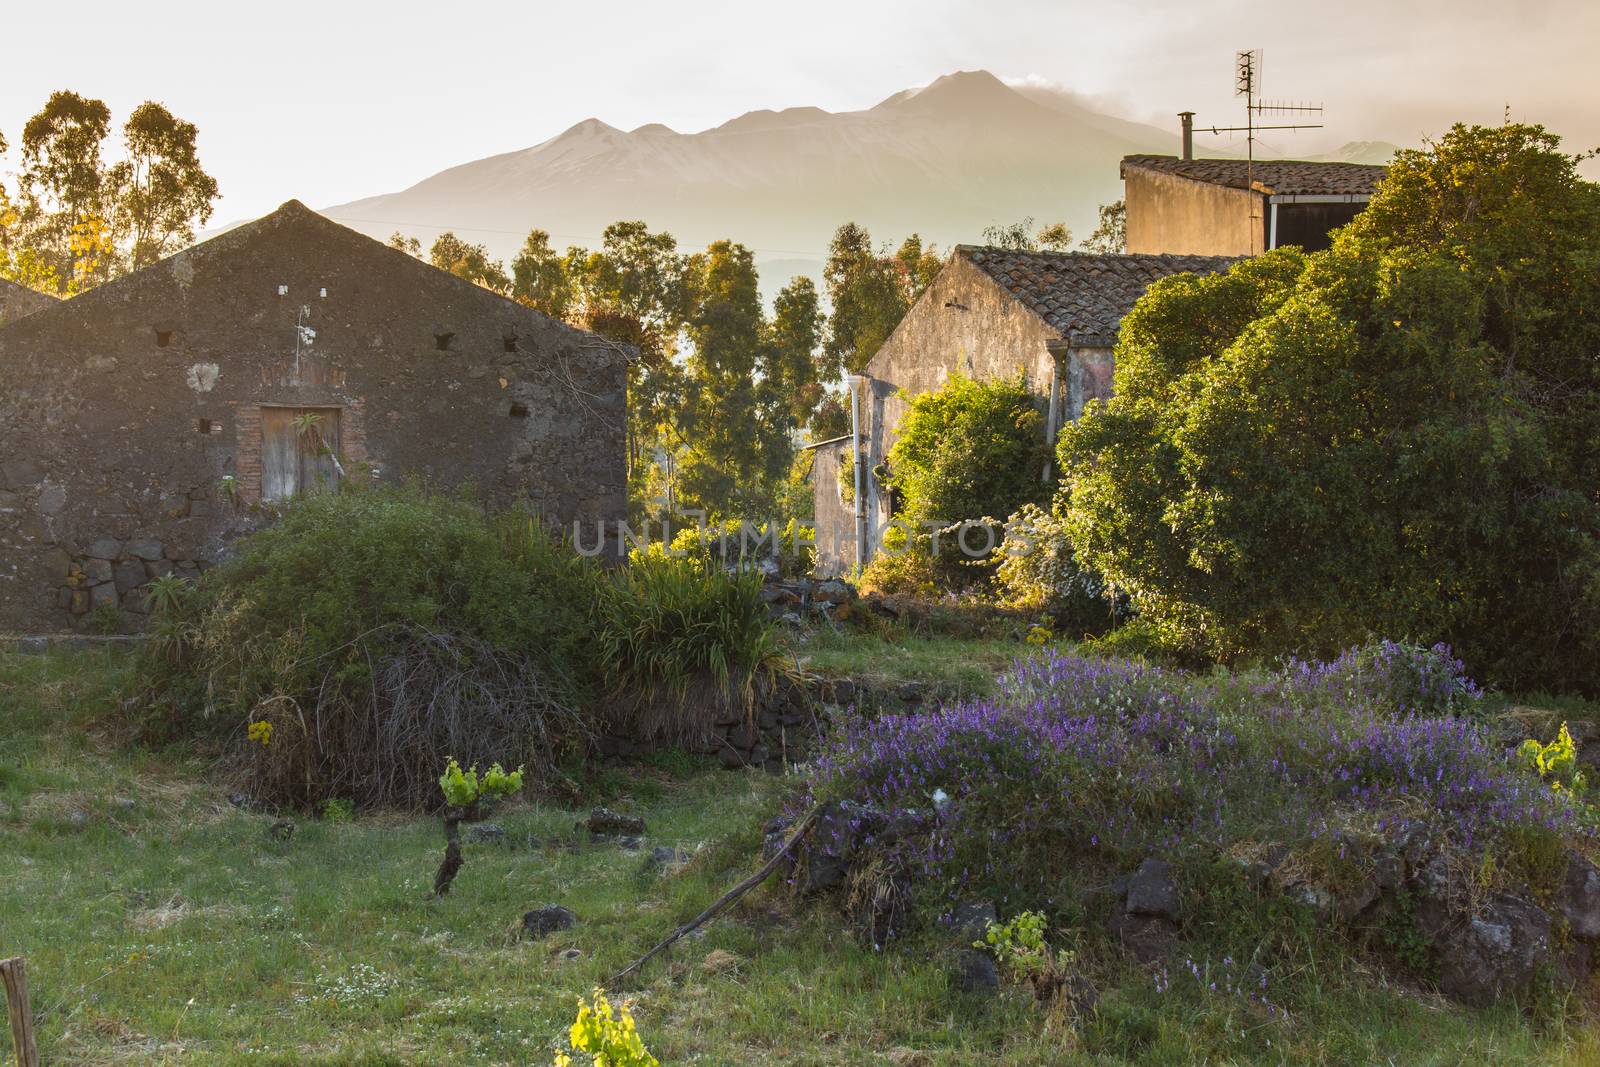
[810, 247, 1233, 575]
[811, 151, 1388, 576]
[0, 200, 628, 632]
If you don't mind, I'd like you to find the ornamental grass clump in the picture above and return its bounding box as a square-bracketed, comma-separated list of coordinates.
[807, 642, 1590, 919]
[595, 552, 782, 743]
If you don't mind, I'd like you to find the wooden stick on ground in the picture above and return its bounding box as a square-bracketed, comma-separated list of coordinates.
[607, 806, 823, 987]
[1, 957, 39, 1067]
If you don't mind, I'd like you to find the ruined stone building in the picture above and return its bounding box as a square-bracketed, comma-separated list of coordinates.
[0, 200, 628, 632]
[1121, 155, 1386, 257]
[0, 278, 55, 326]
[810, 247, 1232, 575]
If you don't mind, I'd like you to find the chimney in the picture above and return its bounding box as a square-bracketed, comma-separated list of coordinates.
[1178, 111, 1195, 160]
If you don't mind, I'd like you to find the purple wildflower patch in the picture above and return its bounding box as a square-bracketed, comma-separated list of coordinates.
[806, 643, 1583, 912]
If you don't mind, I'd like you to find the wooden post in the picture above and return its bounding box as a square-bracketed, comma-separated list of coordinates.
[0, 957, 39, 1067]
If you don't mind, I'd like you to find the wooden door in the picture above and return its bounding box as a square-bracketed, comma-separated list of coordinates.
[261, 406, 343, 501]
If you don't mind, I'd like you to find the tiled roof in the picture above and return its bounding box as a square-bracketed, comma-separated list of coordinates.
[1121, 154, 1386, 196]
[956, 246, 1235, 346]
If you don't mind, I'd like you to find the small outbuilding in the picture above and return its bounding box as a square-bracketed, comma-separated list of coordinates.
[1121, 154, 1387, 257]
[0, 200, 628, 632]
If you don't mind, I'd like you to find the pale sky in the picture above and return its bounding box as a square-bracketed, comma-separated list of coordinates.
[4, 0, 1597, 223]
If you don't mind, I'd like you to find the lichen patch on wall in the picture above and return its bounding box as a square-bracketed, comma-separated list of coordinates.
[187, 363, 221, 392]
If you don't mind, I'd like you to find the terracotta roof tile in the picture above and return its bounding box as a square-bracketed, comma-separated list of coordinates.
[1121, 154, 1386, 196]
[957, 246, 1236, 346]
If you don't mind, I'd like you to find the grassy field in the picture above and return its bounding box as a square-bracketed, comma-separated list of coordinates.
[3, 648, 1598, 1065]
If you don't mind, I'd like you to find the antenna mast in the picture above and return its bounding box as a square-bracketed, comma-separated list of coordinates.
[1190, 50, 1324, 254]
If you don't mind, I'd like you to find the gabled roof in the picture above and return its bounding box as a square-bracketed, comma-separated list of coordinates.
[955, 246, 1235, 347]
[1121, 154, 1386, 197]
[0, 201, 616, 358]
[0, 278, 56, 325]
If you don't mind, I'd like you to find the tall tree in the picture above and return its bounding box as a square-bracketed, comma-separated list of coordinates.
[428, 232, 509, 293]
[1080, 201, 1126, 254]
[675, 240, 779, 516]
[571, 221, 693, 493]
[893, 234, 943, 303]
[16, 91, 112, 290]
[822, 222, 907, 374]
[765, 275, 825, 429]
[387, 232, 422, 257]
[106, 102, 220, 269]
[510, 228, 576, 320]
[981, 216, 1073, 252]
[809, 393, 851, 441]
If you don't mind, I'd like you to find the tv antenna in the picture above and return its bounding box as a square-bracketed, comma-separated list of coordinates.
[1188, 50, 1324, 254]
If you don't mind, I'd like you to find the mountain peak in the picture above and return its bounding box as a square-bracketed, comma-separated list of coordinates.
[557, 117, 623, 139]
[881, 69, 1037, 116]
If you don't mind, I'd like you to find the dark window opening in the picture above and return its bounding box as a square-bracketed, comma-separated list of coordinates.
[197, 418, 215, 434]
[155, 329, 173, 347]
[508, 401, 529, 418]
[503, 336, 519, 353]
[434, 332, 454, 351]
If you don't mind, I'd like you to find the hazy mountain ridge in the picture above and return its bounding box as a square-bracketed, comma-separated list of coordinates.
[323, 71, 1397, 286]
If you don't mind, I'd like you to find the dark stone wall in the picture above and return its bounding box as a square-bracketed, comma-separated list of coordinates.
[0, 201, 627, 632]
[0, 279, 55, 327]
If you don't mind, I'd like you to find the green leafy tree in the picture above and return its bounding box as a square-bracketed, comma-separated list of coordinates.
[16, 91, 112, 289]
[428, 232, 510, 293]
[809, 393, 850, 441]
[1034, 221, 1073, 251]
[822, 222, 908, 374]
[510, 228, 577, 320]
[387, 232, 422, 257]
[1079, 201, 1126, 254]
[675, 240, 790, 518]
[765, 275, 826, 428]
[106, 101, 220, 269]
[981, 217, 1072, 252]
[893, 234, 943, 303]
[887, 372, 1048, 527]
[1058, 122, 1600, 693]
[569, 221, 693, 494]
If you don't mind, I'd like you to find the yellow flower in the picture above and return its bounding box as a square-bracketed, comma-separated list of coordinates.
[247, 720, 274, 747]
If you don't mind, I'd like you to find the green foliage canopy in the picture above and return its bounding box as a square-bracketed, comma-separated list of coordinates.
[1058, 122, 1600, 693]
[886, 372, 1048, 528]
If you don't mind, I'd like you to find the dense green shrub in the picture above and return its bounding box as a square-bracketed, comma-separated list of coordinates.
[885, 372, 1048, 532]
[858, 522, 940, 597]
[142, 485, 782, 809]
[143, 486, 600, 808]
[994, 502, 1118, 635]
[636, 517, 814, 580]
[873, 373, 1051, 593]
[1058, 123, 1600, 694]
